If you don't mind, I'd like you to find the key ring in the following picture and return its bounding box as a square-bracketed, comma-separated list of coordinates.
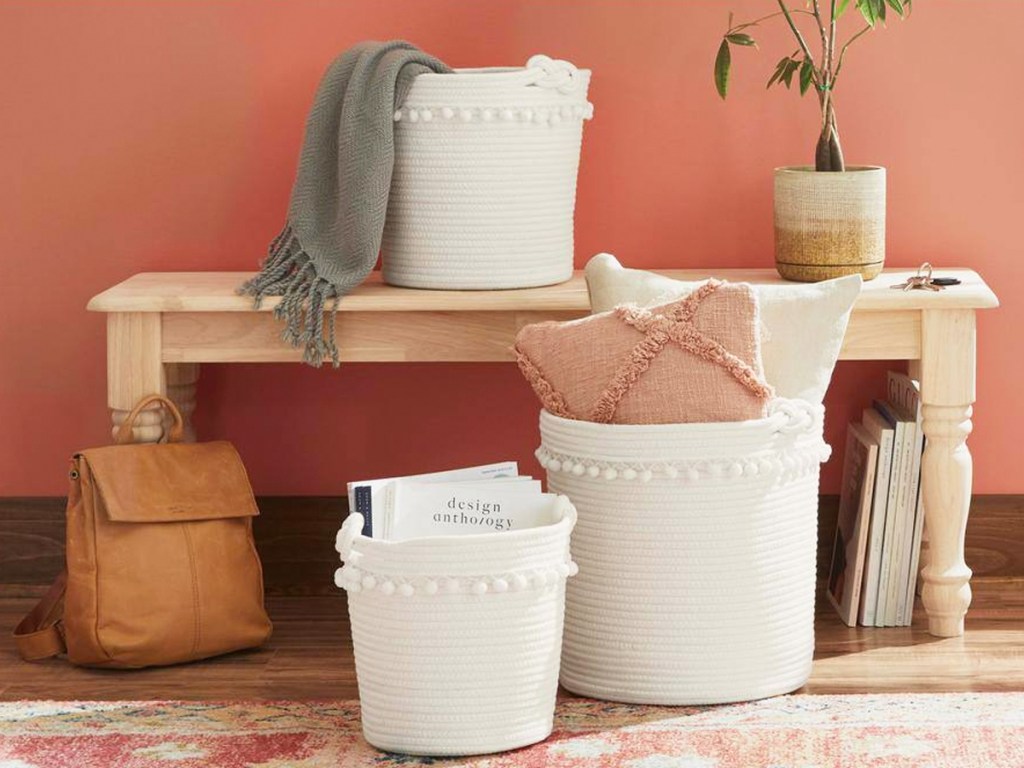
[892, 262, 942, 292]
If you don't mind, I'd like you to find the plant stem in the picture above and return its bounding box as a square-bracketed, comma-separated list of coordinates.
[833, 24, 872, 82]
[818, 1, 834, 134]
[828, 0, 838, 68]
[730, 8, 815, 33]
[811, 0, 831, 133]
[811, 0, 829, 69]
[815, 100, 845, 171]
[776, 0, 819, 72]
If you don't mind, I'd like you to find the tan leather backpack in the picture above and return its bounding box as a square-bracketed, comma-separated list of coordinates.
[14, 395, 272, 668]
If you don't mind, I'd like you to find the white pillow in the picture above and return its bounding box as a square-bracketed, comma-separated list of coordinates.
[584, 253, 861, 403]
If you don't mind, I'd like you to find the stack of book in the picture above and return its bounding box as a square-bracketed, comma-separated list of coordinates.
[827, 371, 926, 628]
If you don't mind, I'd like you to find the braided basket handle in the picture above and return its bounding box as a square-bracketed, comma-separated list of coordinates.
[524, 55, 583, 95]
[336, 513, 366, 560]
[769, 399, 820, 435]
[114, 394, 185, 445]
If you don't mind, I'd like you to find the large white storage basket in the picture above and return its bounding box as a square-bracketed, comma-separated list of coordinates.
[382, 55, 592, 290]
[334, 498, 577, 756]
[538, 400, 830, 705]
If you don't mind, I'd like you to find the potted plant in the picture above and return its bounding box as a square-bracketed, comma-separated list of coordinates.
[714, 0, 912, 281]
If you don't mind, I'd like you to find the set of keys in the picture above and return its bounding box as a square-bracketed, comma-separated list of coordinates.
[891, 262, 962, 292]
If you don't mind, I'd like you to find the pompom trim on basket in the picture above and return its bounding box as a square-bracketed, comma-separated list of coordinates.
[334, 561, 579, 596]
[534, 442, 831, 483]
[535, 399, 832, 483]
[394, 103, 594, 124]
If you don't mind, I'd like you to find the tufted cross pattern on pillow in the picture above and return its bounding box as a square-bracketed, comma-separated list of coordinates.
[515, 280, 774, 424]
[584, 253, 862, 404]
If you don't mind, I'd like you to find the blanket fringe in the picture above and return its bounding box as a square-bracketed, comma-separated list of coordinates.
[238, 225, 340, 367]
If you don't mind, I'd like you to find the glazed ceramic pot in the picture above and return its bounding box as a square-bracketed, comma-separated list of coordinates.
[774, 165, 886, 282]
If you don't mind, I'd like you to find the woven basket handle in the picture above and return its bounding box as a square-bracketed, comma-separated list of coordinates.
[524, 55, 582, 95]
[336, 513, 366, 560]
[114, 394, 185, 445]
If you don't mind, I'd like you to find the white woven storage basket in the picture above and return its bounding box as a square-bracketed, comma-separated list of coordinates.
[334, 498, 577, 756]
[381, 55, 592, 290]
[538, 400, 831, 705]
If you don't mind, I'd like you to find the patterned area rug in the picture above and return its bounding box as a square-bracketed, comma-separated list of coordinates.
[1, 694, 1023, 767]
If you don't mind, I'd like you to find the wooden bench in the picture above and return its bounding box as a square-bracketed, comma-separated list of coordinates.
[88, 268, 999, 638]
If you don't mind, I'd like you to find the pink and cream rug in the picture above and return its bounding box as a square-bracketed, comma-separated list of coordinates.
[1, 694, 1023, 767]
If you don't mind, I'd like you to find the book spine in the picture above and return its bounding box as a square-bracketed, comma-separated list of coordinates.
[901, 419, 926, 625]
[847, 447, 876, 625]
[901, 421, 925, 626]
[878, 418, 905, 627]
[904, 490, 926, 624]
[353, 485, 373, 537]
[888, 421, 913, 630]
[859, 429, 893, 627]
[886, 372, 926, 627]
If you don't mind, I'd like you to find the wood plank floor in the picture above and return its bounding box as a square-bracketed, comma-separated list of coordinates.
[2, 580, 1022, 700]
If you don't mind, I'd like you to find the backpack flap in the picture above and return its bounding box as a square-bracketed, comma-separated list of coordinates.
[78, 441, 258, 523]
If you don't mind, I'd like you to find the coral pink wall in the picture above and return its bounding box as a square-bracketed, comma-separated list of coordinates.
[2, 1, 1021, 496]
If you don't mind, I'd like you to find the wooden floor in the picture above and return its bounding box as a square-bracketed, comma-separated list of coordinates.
[2, 580, 1023, 700]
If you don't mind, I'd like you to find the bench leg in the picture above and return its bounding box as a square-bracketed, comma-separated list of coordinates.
[108, 312, 166, 443]
[919, 309, 975, 637]
[166, 363, 199, 442]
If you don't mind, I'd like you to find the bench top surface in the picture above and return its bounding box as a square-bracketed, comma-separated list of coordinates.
[87, 268, 999, 313]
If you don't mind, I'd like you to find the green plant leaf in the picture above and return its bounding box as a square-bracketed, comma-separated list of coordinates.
[885, 0, 905, 15]
[799, 59, 815, 95]
[858, 0, 884, 25]
[837, 0, 851, 18]
[725, 33, 757, 46]
[766, 57, 789, 89]
[781, 58, 800, 89]
[714, 39, 731, 98]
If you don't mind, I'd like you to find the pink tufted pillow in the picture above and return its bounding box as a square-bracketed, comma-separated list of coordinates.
[514, 280, 773, 424]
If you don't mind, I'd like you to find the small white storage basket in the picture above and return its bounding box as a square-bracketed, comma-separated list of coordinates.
[334, 498, 577, 756]
[538, 400, 830, 705]
[382, 55, 592, 290]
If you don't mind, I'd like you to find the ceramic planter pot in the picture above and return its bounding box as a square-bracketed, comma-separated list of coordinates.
[774, 165, 886, 282]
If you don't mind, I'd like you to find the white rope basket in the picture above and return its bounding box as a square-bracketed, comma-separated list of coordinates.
[539, 399, 831, 705]
[382, 55, 592, 290]
[334, 498, 577, 756]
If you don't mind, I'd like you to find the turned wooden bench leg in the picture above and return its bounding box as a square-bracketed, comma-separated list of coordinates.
[107, 312, 166, 443]
[919, 309, 975, 637]
[165, 363, 199, 442]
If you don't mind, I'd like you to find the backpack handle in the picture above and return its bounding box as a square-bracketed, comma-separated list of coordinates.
[114, 394, 185, 445]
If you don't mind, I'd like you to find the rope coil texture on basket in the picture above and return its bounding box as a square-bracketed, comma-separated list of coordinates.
[541, 398, 825, 705]
[380, 54, 591, 290]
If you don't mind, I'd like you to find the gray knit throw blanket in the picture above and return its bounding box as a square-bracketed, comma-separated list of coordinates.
[239, 41, 452, 366]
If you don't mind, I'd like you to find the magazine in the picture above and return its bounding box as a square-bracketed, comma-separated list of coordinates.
[827, 423, 879, 626]
[348, 462, 558, 541]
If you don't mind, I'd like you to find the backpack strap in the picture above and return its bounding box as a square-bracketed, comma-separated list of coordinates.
[13, 571, 67, 661]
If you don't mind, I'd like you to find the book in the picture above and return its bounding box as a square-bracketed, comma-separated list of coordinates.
[827, 423, 879, 626]
[888, 372, 926, 626]
[389, 479, 557, 541]
[347, 462, 519, 538]
[858, 407, 895, 627]
[873, 399, 909, 627]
